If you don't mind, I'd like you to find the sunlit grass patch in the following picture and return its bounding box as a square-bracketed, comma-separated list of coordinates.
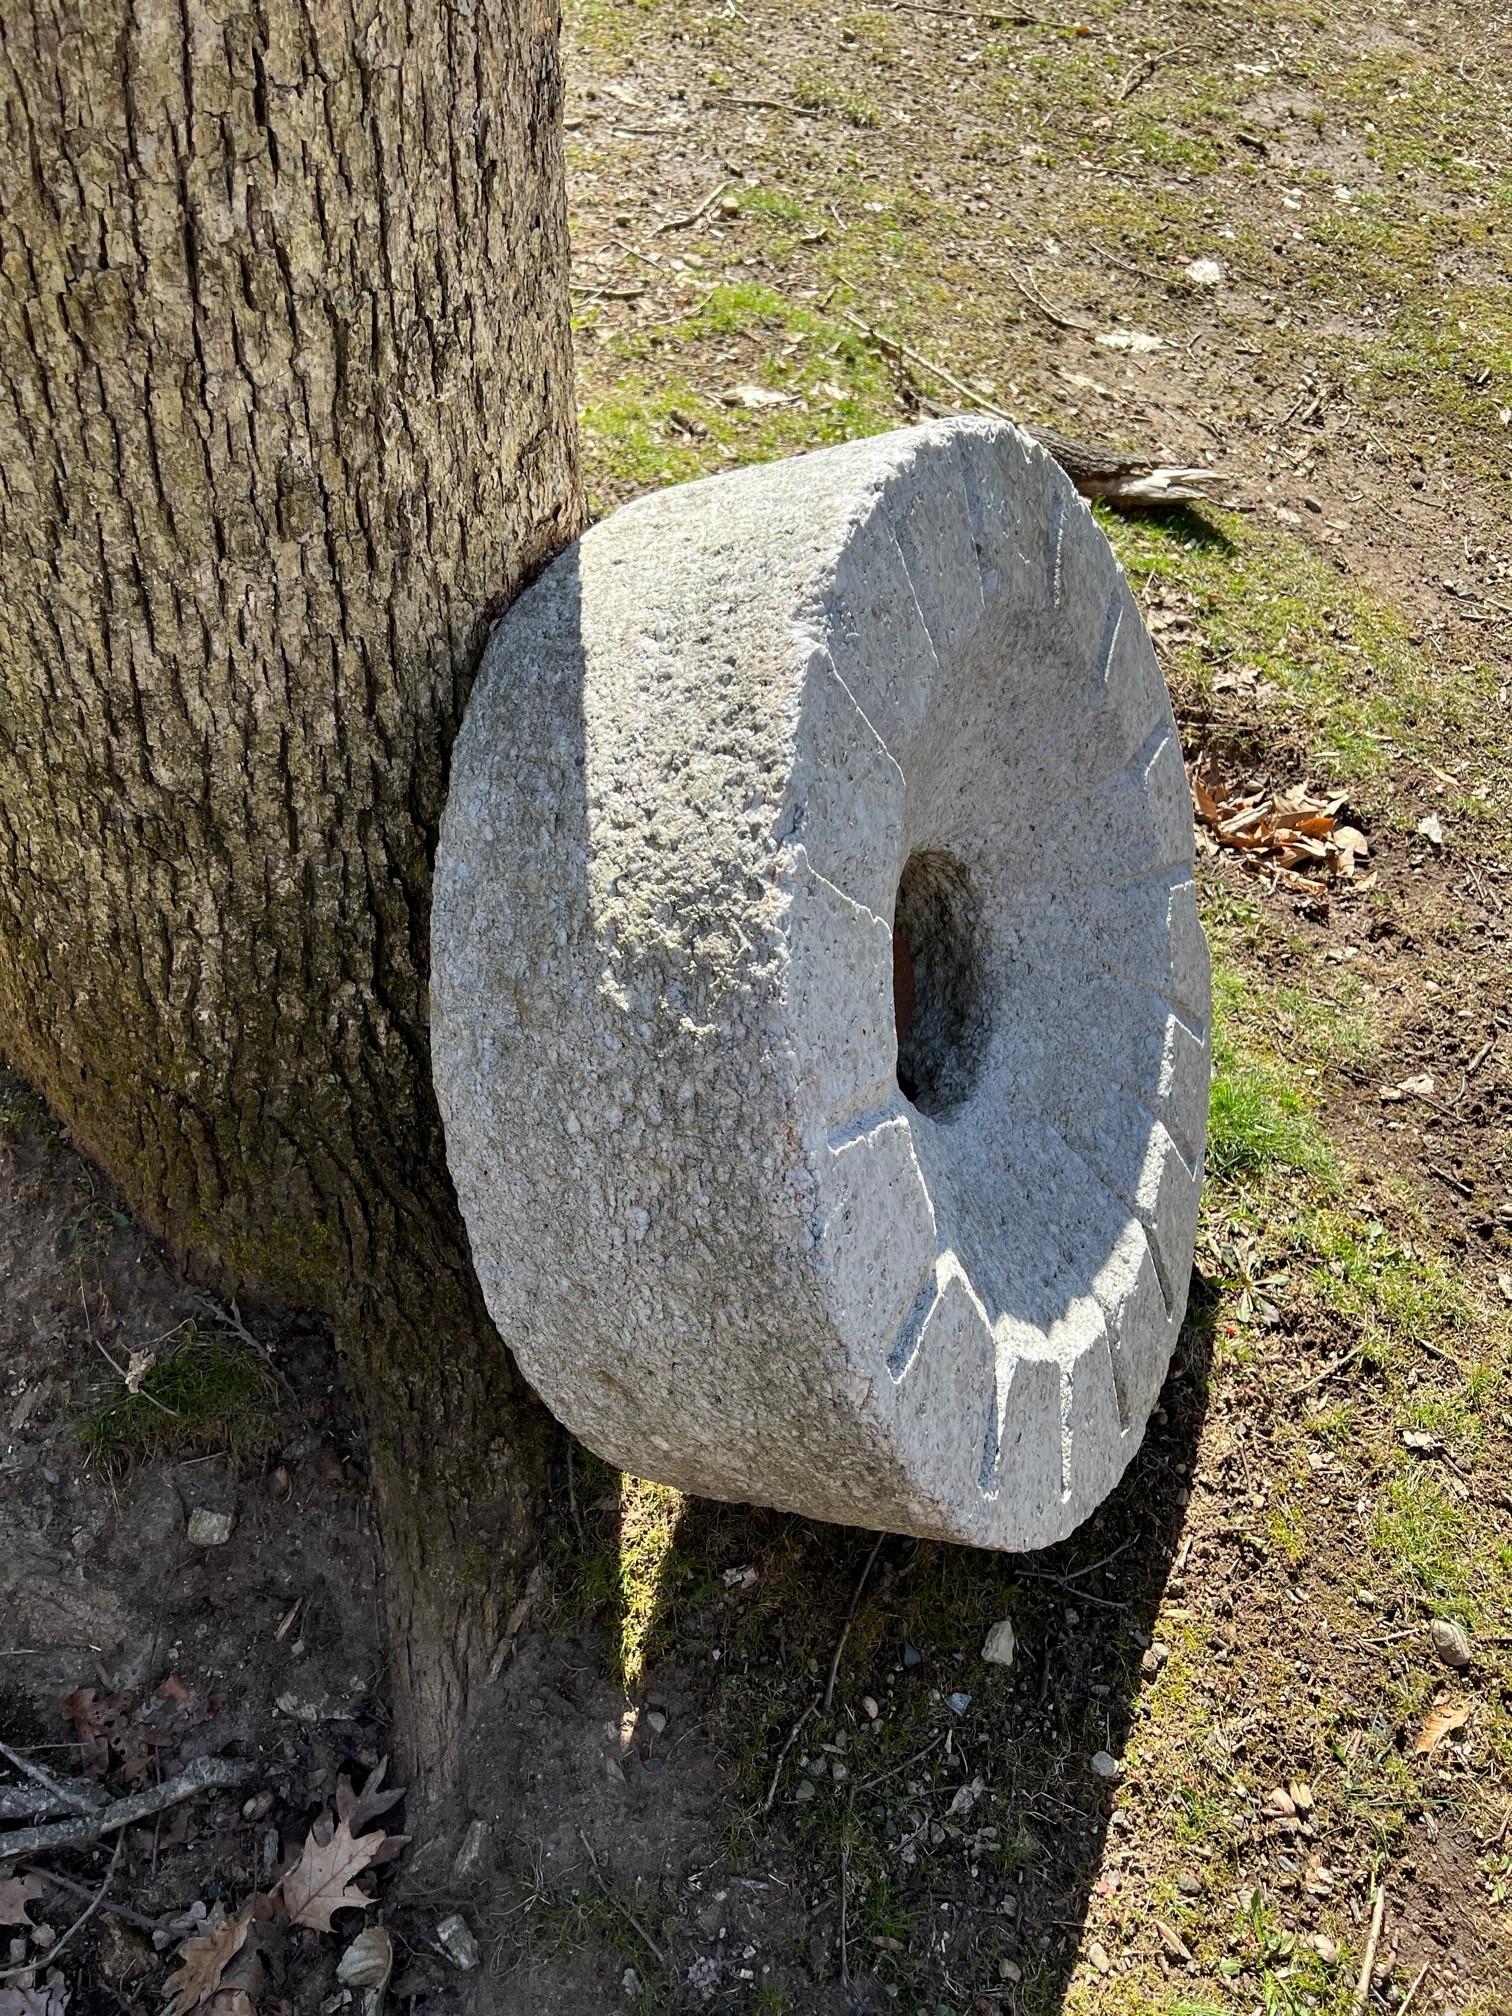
[1109, 512, 1497, 795]
[1369, 1467, 1473, 1613]
[1206, 961, 1340, 1187]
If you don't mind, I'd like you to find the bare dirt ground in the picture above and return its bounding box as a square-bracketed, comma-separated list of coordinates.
[3, 0, 1510, 2012]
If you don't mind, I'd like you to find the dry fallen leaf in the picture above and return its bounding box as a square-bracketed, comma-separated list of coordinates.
[280, 1816, 388, 1934]
[1413, 1700, 1471, 1754]
[0, 1876, 46, 1928]
[1155, 1917, 1194, 1962]
[1190, 758, 1367, 893]
[162, 1909, 250, 2016]
[0, 1972, 70, 2015]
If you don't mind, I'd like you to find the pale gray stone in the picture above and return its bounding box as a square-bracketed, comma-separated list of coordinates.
[981, 1618, 1017, 1668]
[436, 1914, 479, 1971]
[186, 1508, 234, 1547]
[432, 419, 1210, 1552]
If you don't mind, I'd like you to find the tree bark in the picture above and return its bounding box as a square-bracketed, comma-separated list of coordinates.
[0, 0, 583, 1793]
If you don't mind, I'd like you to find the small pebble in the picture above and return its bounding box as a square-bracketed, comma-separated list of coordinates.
[861, 1695, 879, 1720]
[1141, 1643, 1169, 1679]
[981, 1619, 1016, 1668]
[947, 1692, 971, 1716]
[1090, 1750, 1120, 1780]
[1430, 1619, 1472, 1669]
[794, 1780, 816, 1804]
[187, 1508, 234, 1547]
[1311, 1933, 1339, 1965]
[241, 1790, 274, 1822]
[436, 1914, 479, 1971]
[1267, 1786, 1296, 1817]
[902, 1644, 923, 1669]
[1088, 1940, 1112, 1974]
[645, 1706, 669, 1735]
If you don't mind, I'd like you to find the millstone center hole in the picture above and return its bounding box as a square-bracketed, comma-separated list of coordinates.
[893, 850, 988, 1117]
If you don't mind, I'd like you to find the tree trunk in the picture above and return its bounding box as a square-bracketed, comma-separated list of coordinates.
[0, 0, 583, 1795]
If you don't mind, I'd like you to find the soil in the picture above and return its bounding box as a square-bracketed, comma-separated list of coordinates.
[3, 0, 1511, 2011]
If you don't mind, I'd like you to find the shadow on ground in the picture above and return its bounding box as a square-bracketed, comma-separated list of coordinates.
[478, 1275, 1218, 2013]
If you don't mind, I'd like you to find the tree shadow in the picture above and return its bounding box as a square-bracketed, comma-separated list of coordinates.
[562, 1270, 1219, 2009]
[1121, 501, 1237, 555]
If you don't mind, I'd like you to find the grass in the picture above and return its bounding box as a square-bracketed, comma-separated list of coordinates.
[81, 1326, 279, 1474]
[550, 0, 1512, 2002]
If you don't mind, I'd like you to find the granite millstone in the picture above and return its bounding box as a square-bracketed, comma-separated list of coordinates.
[431, 419, 1210, 1549]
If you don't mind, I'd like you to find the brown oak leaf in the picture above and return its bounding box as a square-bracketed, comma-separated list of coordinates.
[162, 1909, 250, 2016]
[1413, 1700, 1471, 1754]
[279, 1815, 388, 1933]
[0, 1875, 47, 1928]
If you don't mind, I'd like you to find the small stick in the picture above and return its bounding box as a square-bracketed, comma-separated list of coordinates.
[1397, 1961, 1430, 2016]
[1287, 1340, 1367, 1400]
[1046, 1534, 1140, 1584]
[195, 1294, 295, 1398]
[761, 1703, 815, 1815]
[1353, 1885, 1386, 2015]
[81, 1276, 179, 1417]
[837, 309, 1015, 422]
[852, 1734, 946, 1796]
[890, 1, 1081, 25]
[0, 1755, 249, 1860]
[569, 282, 647, 301]
[704, 94, 819, 118]
[1005, 267, 1096, 333]
[823, 1534, 885, 1712]
[1010, 1571, 1127, 1609]
[26, 1862, 161, 1933]
[0, 1833, 124, 1982]
[656, 181, 730, 233]
[838, 1818, 851, 1986]
[0, 1739, 106, 1815]
[577, 1830, 666, 1967]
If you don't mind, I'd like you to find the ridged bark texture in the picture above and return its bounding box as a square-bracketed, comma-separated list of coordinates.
[0, 0, 583, 1792]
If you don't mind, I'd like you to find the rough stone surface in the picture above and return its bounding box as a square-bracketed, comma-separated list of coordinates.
[432, 419, 1210, 1551]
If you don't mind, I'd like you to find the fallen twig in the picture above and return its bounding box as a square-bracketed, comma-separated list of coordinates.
[82, 1274, 179, 1418]
[0, 1754, 249, 1860]
[761, 1702, 816, 1815]
[1353, 1885, 1386, 2016]
[890, 1, 1082, 25]
[852, 1734, 946, 1796]
[703, 93, 820, 117]
[1006, 266, 1096, 333]
[837, 308, 1015, 421]
[1287, 1340, 1367, 1400]
[1397, 1961, 1430, 2016]
[569, 281, 647, 301]
[823, 1533, 885, 1713]
[0, 1834, 124, 1983]
[655, 180, 730, 233]
[577, 1829, 666, 1968]
[25, 1862, 162, 1933]
[0, 1739, 106, 1817]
